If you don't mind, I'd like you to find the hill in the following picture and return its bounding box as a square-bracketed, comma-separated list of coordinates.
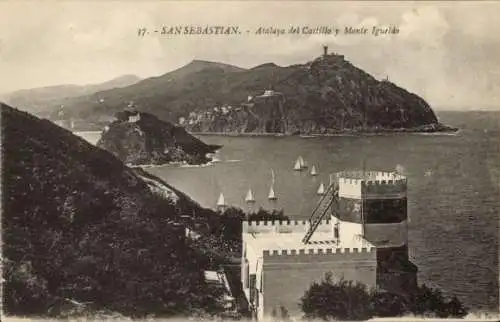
[184, 54, 457, 134]
[0, 103, 225, 318]
[97, 110, 222, 165]
[50, 52, 455, 133]
[1, 74, 141, 118]
[60, 59, 246, 121]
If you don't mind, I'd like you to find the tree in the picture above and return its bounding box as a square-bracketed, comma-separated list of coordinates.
[408, 284, 468, 318]
[444, 296, 468, 318]
[300, 273, 373, 321]
[300, 274, 469, 321]
[370, 290, 409, 317]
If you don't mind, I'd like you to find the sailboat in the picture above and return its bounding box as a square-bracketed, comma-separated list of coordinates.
[293, 158, 302, 171]
[293, 156, 308, 171]
[317, 182, 325, 195]
[310, 165, 318, 176]
[216, 193, 226, 208]
[245, 189, 255, 203]
[268, 169, 278, 201]
[268, 186, 277, 201]
[299, 156, 308, 169]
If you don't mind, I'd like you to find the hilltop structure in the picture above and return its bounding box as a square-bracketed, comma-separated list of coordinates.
[241, 170, 417, 320]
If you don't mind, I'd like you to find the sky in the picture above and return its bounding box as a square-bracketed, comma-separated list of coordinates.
[0, 0, 499, 110]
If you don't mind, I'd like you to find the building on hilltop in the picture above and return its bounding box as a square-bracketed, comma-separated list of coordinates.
[127, 113, 141, 123]
[254, 89, 285, 100]
[241, 170, 417, 320]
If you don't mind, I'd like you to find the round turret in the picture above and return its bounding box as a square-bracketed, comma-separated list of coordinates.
[332, 171, 408, 248]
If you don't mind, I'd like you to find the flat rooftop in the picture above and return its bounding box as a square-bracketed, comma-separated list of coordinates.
[244, 230, 375, 257]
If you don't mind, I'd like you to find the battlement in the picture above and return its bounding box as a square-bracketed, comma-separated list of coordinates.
[337, 171, 406, 183]
[262, 246, 375, 257]
[363, 179, 407, 195]
[336, 171, 407, 198]
[243, 219, 332, 234]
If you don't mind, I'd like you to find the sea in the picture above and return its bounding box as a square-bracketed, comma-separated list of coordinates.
[75, 111, 499, 313]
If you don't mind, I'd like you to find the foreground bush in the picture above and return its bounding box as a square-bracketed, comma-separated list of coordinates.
[300, 273, 468, 320]
[301, 273, 372, 321]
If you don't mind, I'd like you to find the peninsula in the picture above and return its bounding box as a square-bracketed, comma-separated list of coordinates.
[182, 48, 457, 135]
[97, 110, 221, 166]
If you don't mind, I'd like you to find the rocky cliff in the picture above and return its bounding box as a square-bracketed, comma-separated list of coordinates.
[97, 110, 221, 166]
[183, 54, 456, 134]
[1, 103, 224, 318]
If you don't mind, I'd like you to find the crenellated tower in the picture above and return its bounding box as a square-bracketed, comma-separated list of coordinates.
[240, 170, 418, 320]
[333, 170, 417, 293]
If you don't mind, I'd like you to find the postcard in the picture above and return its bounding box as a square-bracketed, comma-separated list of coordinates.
[0, 1, 498, 321]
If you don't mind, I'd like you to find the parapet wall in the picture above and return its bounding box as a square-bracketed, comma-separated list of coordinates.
[337, 171, 407, 199]
[337, 171, 405, 181]
[262, 247, 375, 257]
[242, 219, 332, 234]
[363, 180, 407, 195]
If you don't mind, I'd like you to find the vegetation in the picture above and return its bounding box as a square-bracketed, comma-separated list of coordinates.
[1, 104, 224, 318]
[300, 273, 468, 320]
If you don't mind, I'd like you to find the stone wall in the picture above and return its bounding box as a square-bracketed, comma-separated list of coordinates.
[260, 248, 377, 319]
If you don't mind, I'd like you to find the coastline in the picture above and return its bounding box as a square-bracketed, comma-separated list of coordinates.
[73, 125, 461, 141]
[191, 128, 461, 138]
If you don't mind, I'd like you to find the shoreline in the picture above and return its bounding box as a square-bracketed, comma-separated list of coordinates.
[73, 126, 461, 139]
[191, 129, 461, 138]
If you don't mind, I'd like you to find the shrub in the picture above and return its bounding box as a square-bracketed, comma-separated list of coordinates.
[300, 273, 469, 320]
[408, 283, 468, 318]
[300, 273, 373, 321]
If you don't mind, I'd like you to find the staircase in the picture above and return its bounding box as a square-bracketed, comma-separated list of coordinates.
[302, 183, 339, 244]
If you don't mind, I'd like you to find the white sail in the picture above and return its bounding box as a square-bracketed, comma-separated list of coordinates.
[245, 189, 255, 203]
[293, 158, 302, 171]
[310, 165, 318, 176]
[317, 182, 325, 195]
[268, 186, 277, 200]
[216, 193, 226, 207]
[269, 169, 278, 200]
[298, 156, 305, 168]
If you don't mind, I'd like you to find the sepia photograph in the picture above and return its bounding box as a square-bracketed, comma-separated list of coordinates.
[0, 1, 498, 321]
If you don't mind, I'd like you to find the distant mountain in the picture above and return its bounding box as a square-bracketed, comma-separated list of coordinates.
[1, 74, 141, 117]
[54, 52, 454, 133]
[60, 60, 246, 121]
[97, 110, 221, 166]
[1, 103, 225, 317]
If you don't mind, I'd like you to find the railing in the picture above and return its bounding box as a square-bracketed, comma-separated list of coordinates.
[302, 183, 339, 244]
